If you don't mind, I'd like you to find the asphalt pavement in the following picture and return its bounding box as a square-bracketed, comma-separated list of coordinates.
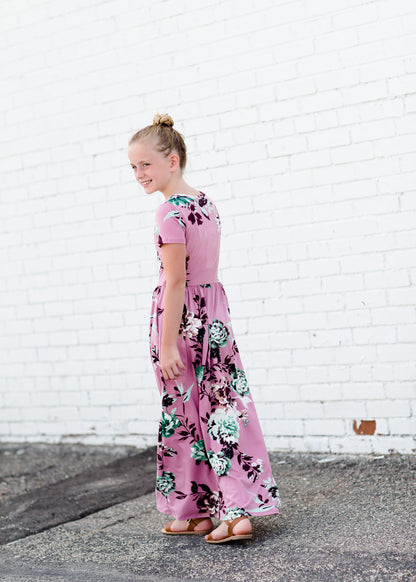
[0, 442, 415, 582]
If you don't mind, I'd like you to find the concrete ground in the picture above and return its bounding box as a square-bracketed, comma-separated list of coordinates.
[0, 442, 415, 582]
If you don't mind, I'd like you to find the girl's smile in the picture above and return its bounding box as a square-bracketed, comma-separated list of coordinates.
[128, 139, 199, 200]
[128, 141, 173, 195]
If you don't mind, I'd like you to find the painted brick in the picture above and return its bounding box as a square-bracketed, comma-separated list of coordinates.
[369, 436, 416, 455]
[372, 306, 415, 325]
[263, 436, 292, 450]
[284, 402, 325, 419]
[341, 382, 384, 401]
[330, 437, 373, 455]
[323, 401, 367, 418]
[300, 384, 343, 401]
[0, 0, 415, 454]
[294, 436, 331, 453]
[366, 400, 412, 418]
[389, 418, 416, 435]
[262, 419, 304, 437]
[384, 382, 415, 399]
[304, 419, 346, 436]
[255, 402, 285, 420]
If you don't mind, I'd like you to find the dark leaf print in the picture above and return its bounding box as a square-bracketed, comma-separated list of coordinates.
[174, 415, 200, 444]
[201, 412, 210, 425]
[158, 444, 177, 459]
[150, 347, 159, 365]
[162, 393, 176, 408]
[190, 483, 225, 515]
[269, 486, 280, 498]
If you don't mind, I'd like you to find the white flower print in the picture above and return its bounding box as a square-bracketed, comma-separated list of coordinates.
[179, 310, 202, 339]
[207, 408, 240, 445]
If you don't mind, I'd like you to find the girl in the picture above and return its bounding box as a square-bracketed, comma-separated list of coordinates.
[128, 114, 281, 543]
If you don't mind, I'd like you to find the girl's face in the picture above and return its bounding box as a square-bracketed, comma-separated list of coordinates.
[128, 140, 179, 195]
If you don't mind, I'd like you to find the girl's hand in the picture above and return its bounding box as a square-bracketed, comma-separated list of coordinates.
[160, 344, 185, 380]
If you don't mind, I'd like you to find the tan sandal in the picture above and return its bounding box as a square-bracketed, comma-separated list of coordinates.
[205, 516, 252, 544]
[161, 517, 213, 535]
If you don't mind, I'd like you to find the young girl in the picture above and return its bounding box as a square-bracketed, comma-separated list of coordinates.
[128, 114, 281, 543]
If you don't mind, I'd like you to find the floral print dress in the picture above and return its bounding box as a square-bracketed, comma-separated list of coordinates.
[149, 192, 281, 521]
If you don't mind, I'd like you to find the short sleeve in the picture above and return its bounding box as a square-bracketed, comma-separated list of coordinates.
[155, 202, 186, 247]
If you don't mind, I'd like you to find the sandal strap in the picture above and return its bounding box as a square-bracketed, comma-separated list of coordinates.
[164, 517, 210, 533]
[187, 517, 210, 531]
[163, 520, 175, 532]
[225, 515, 248, 536]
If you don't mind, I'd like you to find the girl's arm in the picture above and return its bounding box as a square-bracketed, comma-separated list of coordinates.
[159, 243, 187, 380]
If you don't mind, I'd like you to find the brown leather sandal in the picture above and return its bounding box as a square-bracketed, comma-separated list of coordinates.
[161, 517, 213, 535]
[205, 516, 252, 544]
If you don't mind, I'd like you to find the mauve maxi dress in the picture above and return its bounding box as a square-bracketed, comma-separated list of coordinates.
[149, 192, 281, 521]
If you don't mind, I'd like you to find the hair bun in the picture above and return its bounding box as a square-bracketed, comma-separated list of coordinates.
[153, 113, 174, 127]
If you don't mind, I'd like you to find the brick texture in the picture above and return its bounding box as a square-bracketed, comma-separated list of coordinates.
[1, 0, 415, 453]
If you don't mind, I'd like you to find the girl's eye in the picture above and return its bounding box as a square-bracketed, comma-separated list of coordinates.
[143, 163, 150, 167]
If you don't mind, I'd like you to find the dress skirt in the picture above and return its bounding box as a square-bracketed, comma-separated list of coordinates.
[149, 280, 281, 521]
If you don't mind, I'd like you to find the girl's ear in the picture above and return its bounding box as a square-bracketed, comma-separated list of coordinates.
[169, 152, 181, 172]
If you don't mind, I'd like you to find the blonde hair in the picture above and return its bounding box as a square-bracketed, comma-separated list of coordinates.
[129, 113, 187, 171]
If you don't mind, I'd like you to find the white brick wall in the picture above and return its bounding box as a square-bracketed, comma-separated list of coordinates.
[1, 0, 415, 454]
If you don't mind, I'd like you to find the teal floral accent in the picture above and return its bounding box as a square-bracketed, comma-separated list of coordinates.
[230, 368, 250, 397]
[208, 319, 229, 348]
[163, 209, 185, 228]
[207, 450, 232, 476]
[239, 409, 249, 426]
[156, 471, 176, 497]
[191, 440, 208, 462]
[224, 507, 248, 520]
[194, 365, 205, 386]
[168, 195, 194, 206]
[207, 409, 239, 445]
[199, 283, 212, 288]
[174, 381, 193, 403]
[160, 411, 180, 438]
